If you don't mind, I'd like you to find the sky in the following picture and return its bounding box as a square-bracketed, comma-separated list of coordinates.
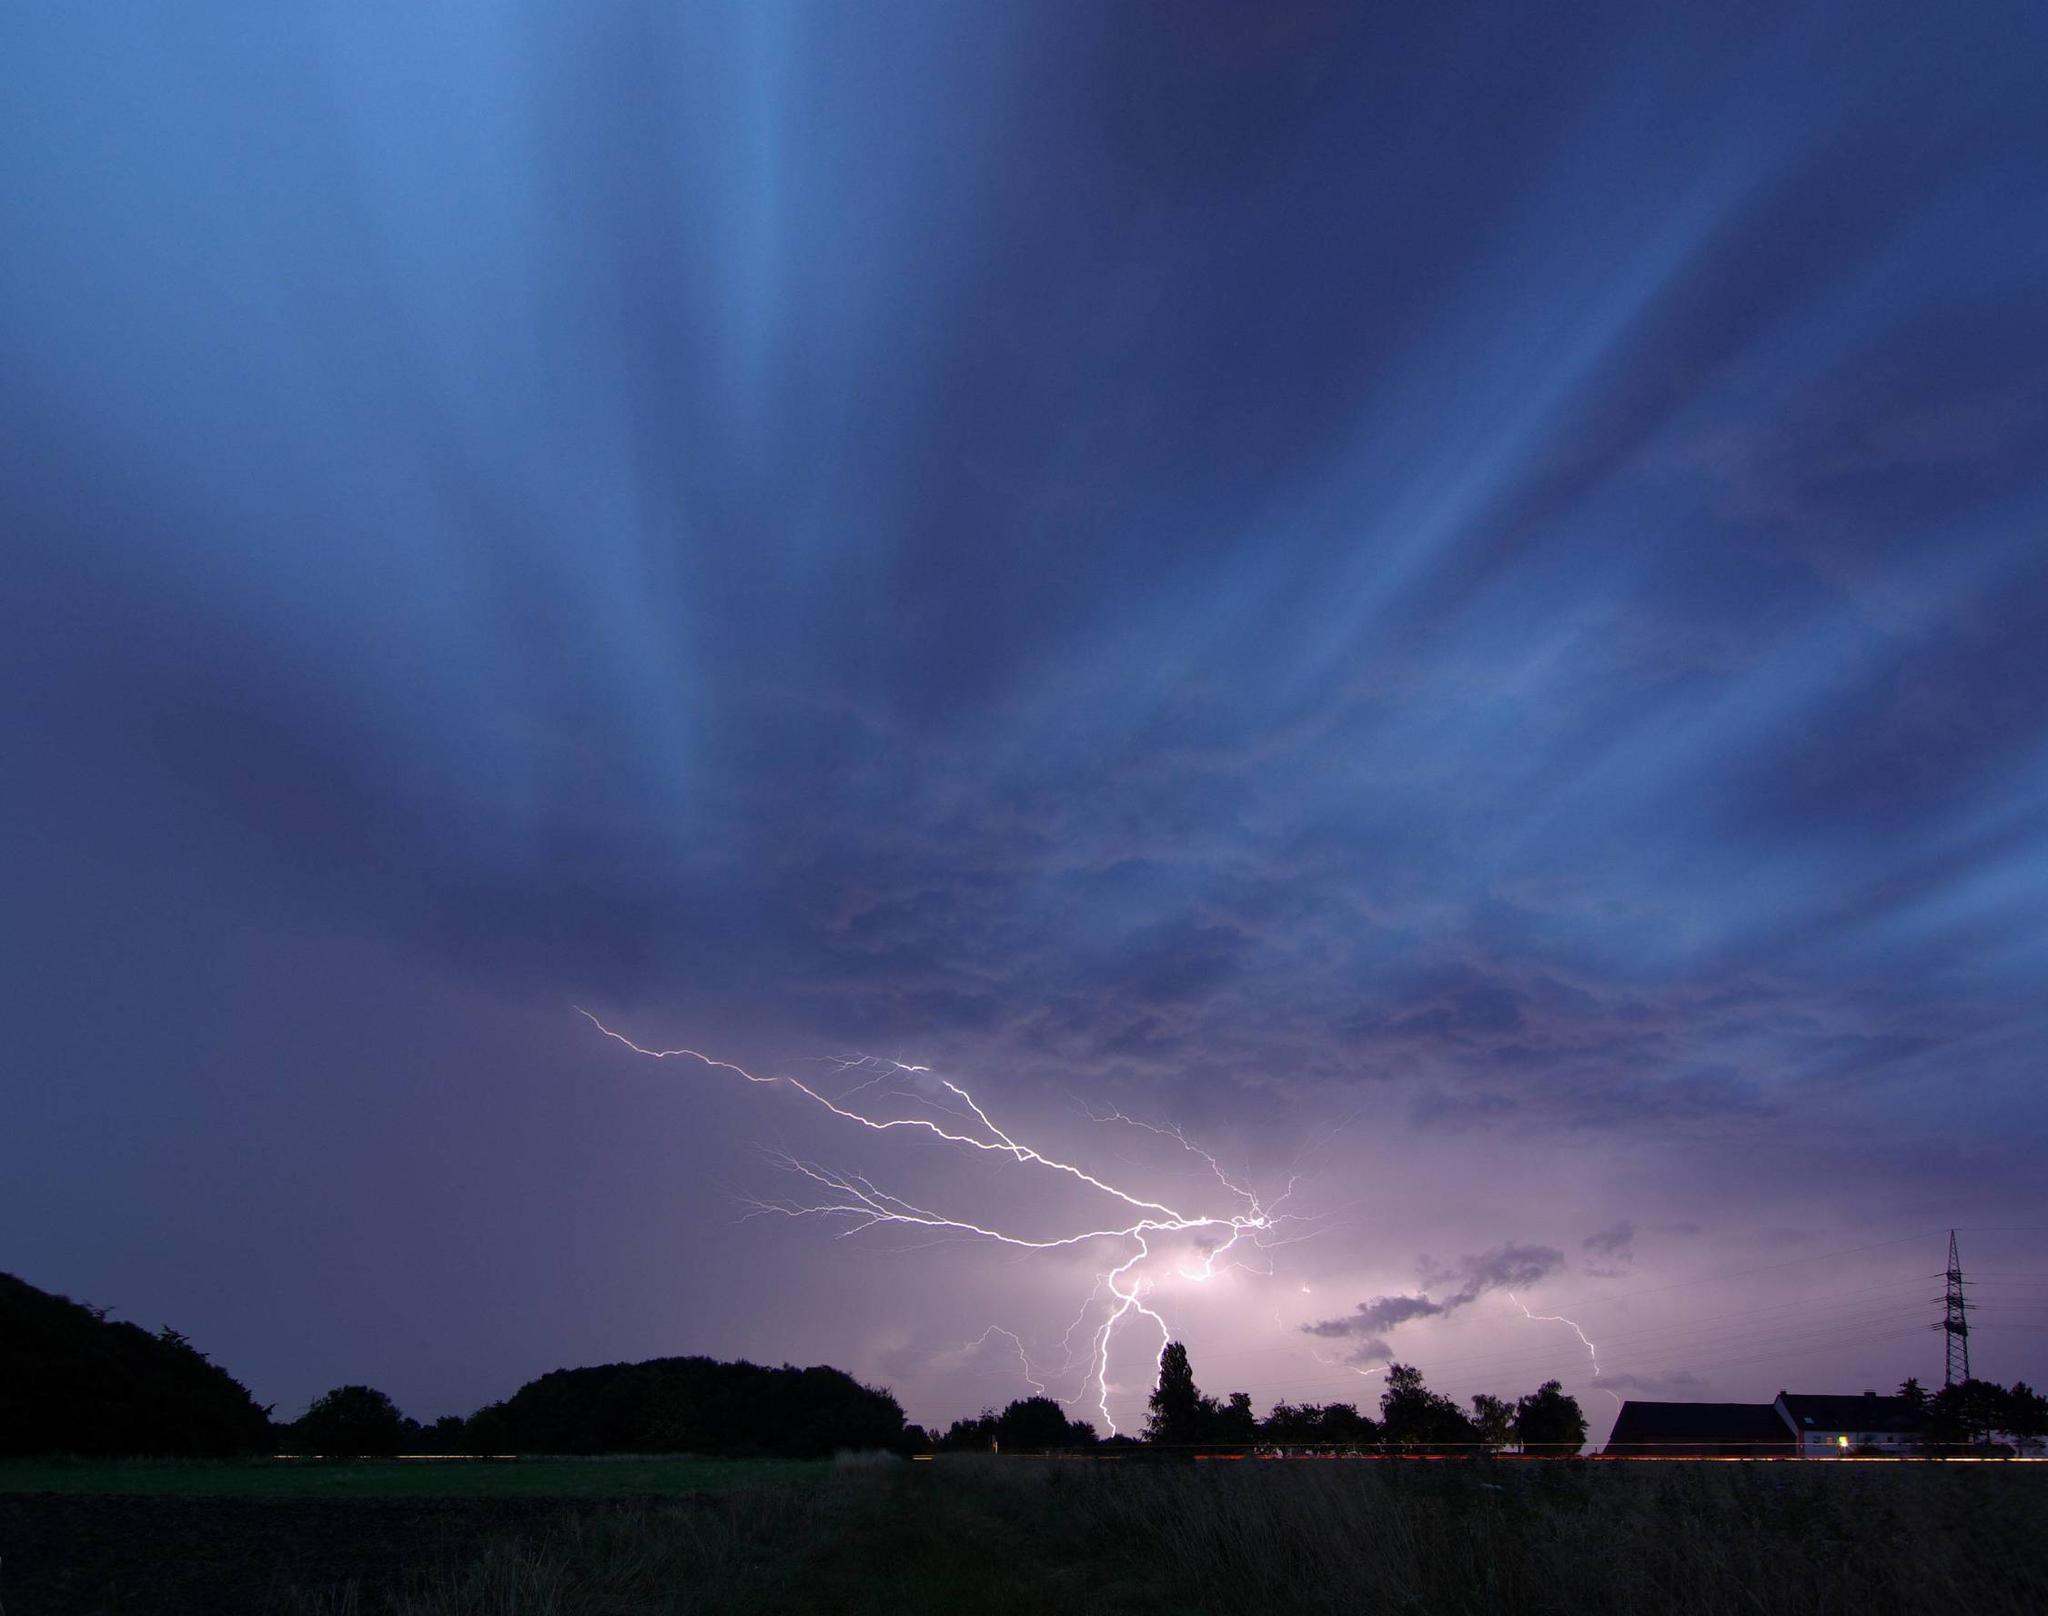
[4, 2, 2047, 1442]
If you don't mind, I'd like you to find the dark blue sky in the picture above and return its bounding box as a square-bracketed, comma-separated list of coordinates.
[4, 2, 2046, 1437]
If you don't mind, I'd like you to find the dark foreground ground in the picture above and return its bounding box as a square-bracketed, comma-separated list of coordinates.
[4, 1457, 2046, 1615]
[0, 1493, 617, 1614]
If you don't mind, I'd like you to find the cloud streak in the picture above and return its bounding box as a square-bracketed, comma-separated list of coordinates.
[1304, 1244, 1567, 1359]
[0, 2, 2044, 1430]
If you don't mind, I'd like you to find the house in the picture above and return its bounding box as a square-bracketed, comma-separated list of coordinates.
[1605, 1391, 1928, 1457]
[1604, 1401, 1794, 1457]
[1772, 1391, 1923, 1457]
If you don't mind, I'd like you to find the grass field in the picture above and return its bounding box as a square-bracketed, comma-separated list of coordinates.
[5, 1456, 2047, 1614]
[0, 1454, 824, 1498]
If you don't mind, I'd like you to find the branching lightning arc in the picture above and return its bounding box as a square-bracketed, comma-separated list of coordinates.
[1508, 1291, 1622, 1408]
[576, 1008, 1303, 1434]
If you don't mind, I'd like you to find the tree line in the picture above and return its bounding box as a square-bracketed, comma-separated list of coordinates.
[285, 1346, 1585, 1458]
[1898, 1376, 2048, 1455]
[0, 1277, 1577, 1459]
[0, 1272, 906, 1460]
[922, 1344, 1587, 1455]
[283, 1357, 907, 1458]
[1137, 1342, 1590, 1454]
[7, 1270, 2043, 1459]
[230, 1352, 2048, 1462]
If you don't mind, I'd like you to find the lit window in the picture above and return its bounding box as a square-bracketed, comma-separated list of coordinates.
[1836, 1435, 1849, 1449]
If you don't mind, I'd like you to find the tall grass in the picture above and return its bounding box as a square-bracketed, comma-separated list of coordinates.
[1076, 1458, 2047, 1614]
[282, 1457, 2048, 1615]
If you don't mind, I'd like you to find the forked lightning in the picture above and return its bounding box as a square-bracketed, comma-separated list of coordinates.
[577, 1009, 1300, 1433]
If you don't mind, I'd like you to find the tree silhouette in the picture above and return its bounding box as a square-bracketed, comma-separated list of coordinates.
[1379, 1364, 1478, 1452]
[1314, 1402, 1377, 1448]
[1260, 1400, 1378, 1449]
[1213, 1390, 1258, 1445]
[1927, 1378, 2010, 1449]
[1512, 1380, 1587, 1456]
[1147, 1340, 1208, 1444]
[941, 1410, 1000, 1450]
[1469, 1392, 1514, 1451]
[467, 1355, 906, 1457]
[993, 1395, 1095, 1452]
[417, 1414, 471, 1454]
[2002, 1382, 2047, 1454]
[283, 1385, 411, 1456]
[0, 1272, 271, 1456]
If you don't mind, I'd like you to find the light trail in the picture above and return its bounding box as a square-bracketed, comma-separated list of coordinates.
[578, 1008, 1298, 1434]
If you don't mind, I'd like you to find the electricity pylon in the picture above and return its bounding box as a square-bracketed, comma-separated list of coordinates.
[1938, 1229, 1970, 1387]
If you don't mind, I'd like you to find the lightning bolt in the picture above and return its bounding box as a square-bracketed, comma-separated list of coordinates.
[958, 1326, 1046, 1397]
[1508, 1291, 1623, 1409]
[578, 1009, 1298, 1435]
[1310, 1345, 1387, 1379]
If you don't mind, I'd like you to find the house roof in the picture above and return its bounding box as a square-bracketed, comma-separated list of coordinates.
[1775, 1393, 1924, 1434]
[1607, 1401, 1790, 1450]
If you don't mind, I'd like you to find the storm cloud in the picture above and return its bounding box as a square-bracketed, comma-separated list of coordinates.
[2, 2, 2045, 1436]
[1304, 1243, 1567, 1356]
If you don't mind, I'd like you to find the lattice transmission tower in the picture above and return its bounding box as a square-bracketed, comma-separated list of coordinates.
[1938, 1228, 1970, 1386]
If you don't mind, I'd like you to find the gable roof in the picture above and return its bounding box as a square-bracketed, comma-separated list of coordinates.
[1606, 1401, 1791, 1451]
[1775, 1393, 1924, 1434]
